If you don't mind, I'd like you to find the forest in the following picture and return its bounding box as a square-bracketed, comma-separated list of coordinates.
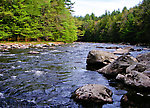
[0, 0, 150, 44]
[0, 0, 77, 43]
[75, 0, 150, 44]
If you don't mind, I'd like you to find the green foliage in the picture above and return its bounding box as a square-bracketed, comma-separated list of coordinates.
[0, 0, 77, 42]
[75, 0, 150, 44]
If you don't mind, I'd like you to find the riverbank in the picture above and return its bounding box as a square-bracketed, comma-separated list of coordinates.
[0, 41, 65, 46]
[0, 41, 65, 51]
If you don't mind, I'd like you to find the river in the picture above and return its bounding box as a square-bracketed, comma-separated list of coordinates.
[0, 42, 149, 108]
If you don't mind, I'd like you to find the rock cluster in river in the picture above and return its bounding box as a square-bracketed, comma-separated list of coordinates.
[87, 49, 150, 89]
[116, 52, 150, 88]
[74, 47, 150, 105]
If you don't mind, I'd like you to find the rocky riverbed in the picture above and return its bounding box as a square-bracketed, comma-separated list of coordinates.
[0, 42, 150, 107]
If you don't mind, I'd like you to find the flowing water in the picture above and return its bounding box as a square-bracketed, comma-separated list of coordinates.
[0, 42, 150, 108]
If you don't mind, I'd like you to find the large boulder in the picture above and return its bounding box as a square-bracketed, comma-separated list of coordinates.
[97, 55, 137, 76]
[73, 84, 113, 104]
[86, 50, 117, 70]
[87, 50, 117, 66]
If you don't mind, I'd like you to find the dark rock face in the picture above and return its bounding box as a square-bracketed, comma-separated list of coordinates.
[121, 93, 150, 108]
[86, 50, 117, 70]
[73, 84, 113, 104]
[97, 55, 137, 76]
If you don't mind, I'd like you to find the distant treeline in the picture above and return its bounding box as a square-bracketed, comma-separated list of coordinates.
[75, 0, 150, 44]
[0, 0, 77, 43]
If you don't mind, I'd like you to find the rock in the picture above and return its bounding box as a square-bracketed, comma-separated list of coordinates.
[73, 84, 113, 103]
[136, 49, 142, 51]
[86, 50, 118, 70]
[113, 47, 134, 55]
[136, 52, 150, 64]
[117, 54, 150, 86]
[106, 47, 119, 49]
[116, 71, 150, 88]
[48, 43, 55, 46]
[124, 47, 134, 51]
[97, 55, 137, 76]
[116, 59, 150, 88]
[121, 93, 150, 108]
[113, 48, 129, 55]
[96, 46, 104, 48]
[143, 48, 150, 50]
[28, 51, 40, 54]
[87, 50, 117, 65]
[126, 63, 147, 73]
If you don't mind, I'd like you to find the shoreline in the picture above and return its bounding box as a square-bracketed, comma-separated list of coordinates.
[0, 41, 65, 46]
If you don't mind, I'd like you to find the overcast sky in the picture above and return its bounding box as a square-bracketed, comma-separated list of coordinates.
[71, 0, 143, 16]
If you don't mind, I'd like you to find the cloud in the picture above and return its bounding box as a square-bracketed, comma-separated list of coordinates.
[71, 0, 143, 16]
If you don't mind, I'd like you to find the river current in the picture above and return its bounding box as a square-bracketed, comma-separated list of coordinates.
[0, 42, 149, 108]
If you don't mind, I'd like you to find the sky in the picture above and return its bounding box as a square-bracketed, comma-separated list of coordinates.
[71, 0, 143, 16]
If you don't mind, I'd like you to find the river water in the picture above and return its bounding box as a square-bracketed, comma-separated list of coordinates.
[0, 42, 150, 108]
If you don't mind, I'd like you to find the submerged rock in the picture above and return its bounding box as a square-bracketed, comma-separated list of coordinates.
[97, 55, 137, 76]
[73, 84, 113, 104]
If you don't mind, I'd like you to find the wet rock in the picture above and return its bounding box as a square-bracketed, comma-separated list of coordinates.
[97, 55, 137, 76]
[28, 51, 40, 54]
[143, 48, 150, 50]
[126, 63, 148, 73]
[96, 46, 104, 48]
[121, 93, 150, 108]
[113, 48, 129, 55]
[136, 49, 142, 51]
[116, 61, 150, 88]
[136, 52, 150, 64]
[48, 43, 55, 46]
[73, 84, 113, 104]
[87, 50, 117, 65]
[113, 47, 134, 55]
[86, 50, 118, 70]
[116, 71, 150, 88]
[106, 47, 119, 49]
